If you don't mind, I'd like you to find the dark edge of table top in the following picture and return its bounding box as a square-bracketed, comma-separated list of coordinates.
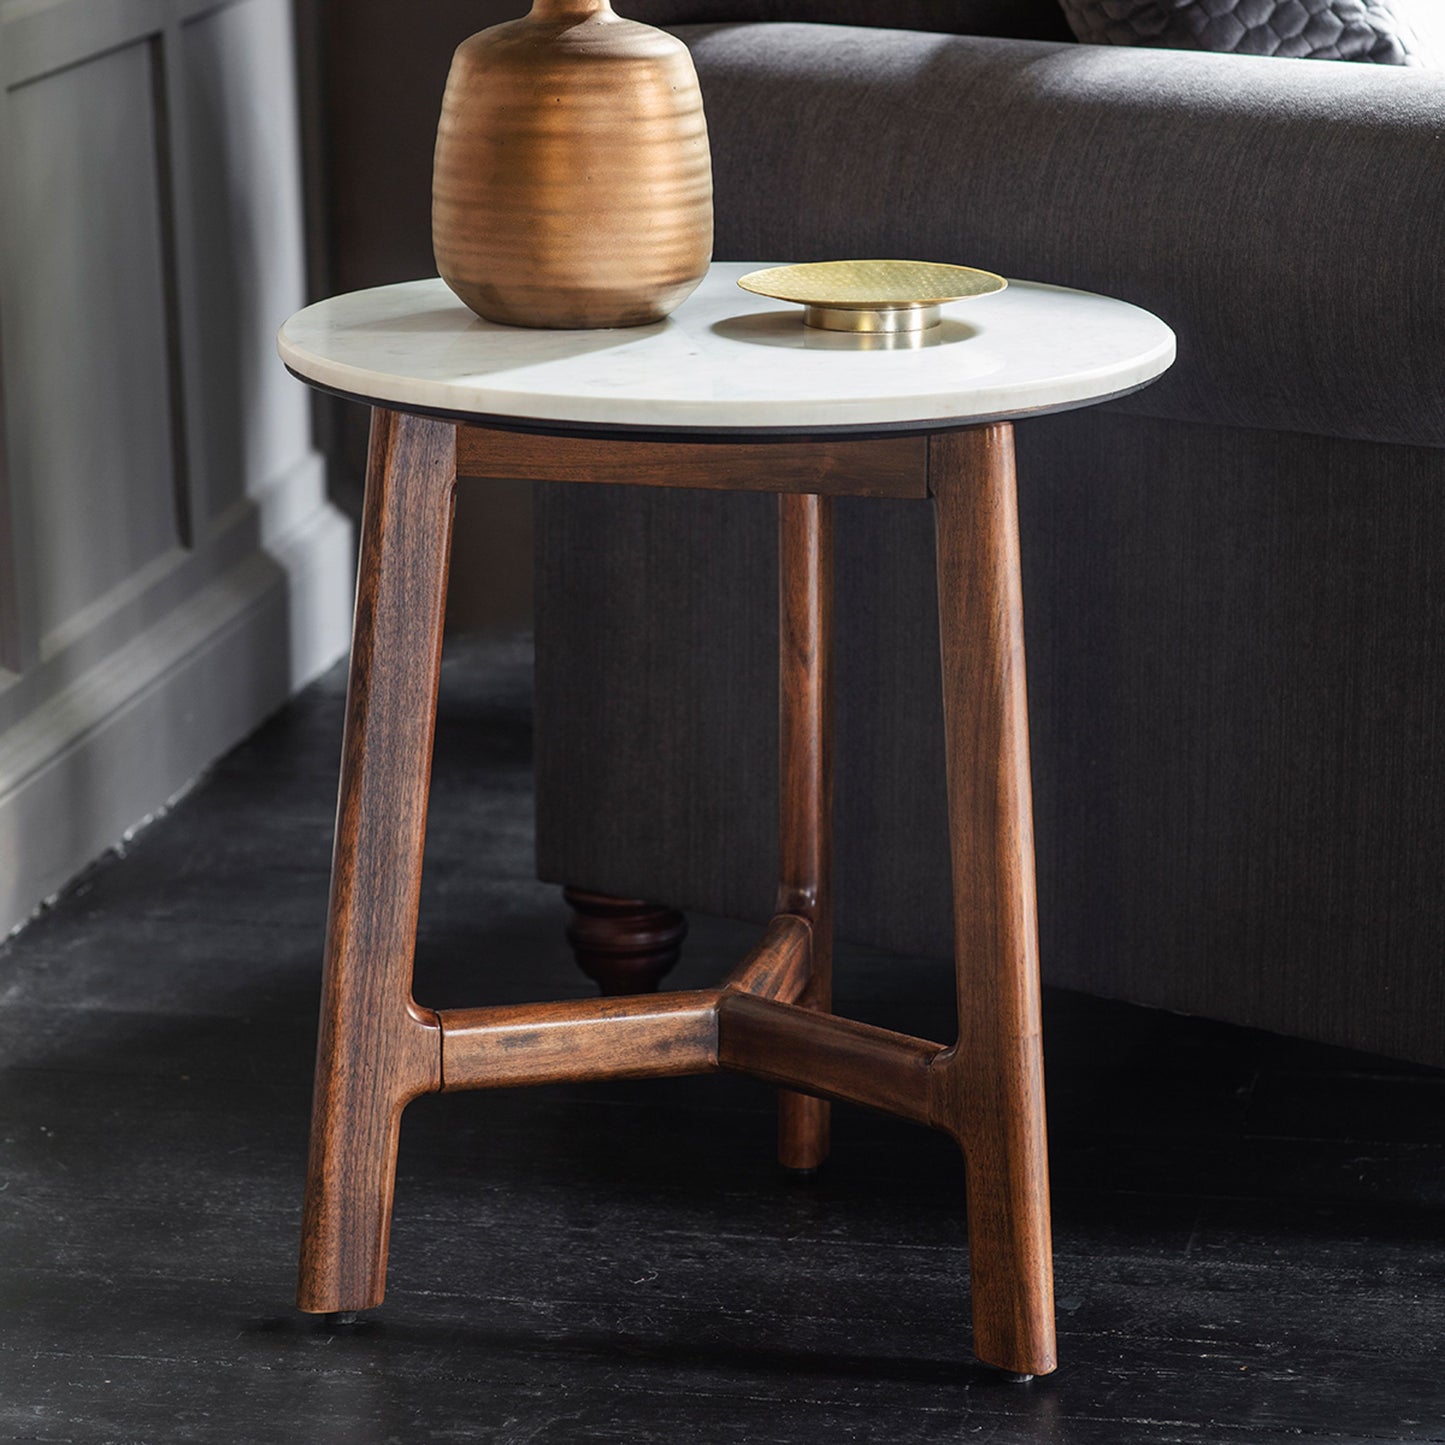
[287, 367, 1164, 445]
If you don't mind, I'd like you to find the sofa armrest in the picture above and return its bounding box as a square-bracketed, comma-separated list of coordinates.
[679, 23, 1445, 448]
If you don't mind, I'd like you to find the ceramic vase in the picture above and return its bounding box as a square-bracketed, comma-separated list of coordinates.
[432, 0, 713, 329]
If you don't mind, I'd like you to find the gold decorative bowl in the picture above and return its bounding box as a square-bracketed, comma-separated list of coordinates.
[738, 259, 1007, 333]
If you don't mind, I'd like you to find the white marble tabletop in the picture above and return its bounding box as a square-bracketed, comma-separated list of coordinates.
[278, 263, 1175, 435]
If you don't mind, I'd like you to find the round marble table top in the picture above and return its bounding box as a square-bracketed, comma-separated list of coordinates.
[278, 263, 1175, 436]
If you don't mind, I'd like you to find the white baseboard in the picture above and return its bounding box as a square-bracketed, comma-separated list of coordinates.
[0, 498, 354, 937]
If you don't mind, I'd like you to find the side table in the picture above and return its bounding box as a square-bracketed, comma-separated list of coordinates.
[278, 263, 1175, 1377]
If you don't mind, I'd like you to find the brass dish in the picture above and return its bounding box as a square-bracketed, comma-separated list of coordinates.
[738, 259, 1006, 333]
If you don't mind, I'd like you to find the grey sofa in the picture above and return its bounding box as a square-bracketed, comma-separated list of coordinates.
[530, 2, 1445, 1068]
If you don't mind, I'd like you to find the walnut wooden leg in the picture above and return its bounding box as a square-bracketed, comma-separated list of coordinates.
[563, 888, 688, 995]
[775, 493, 833, 1171]
[930, 425, 1056, 1376]
[296, 409, 456, 1314]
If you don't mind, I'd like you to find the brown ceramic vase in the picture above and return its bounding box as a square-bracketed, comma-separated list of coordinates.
[432, 0, 713, 329]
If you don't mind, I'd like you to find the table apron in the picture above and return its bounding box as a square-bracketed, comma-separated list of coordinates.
[455, 422, 931, 497]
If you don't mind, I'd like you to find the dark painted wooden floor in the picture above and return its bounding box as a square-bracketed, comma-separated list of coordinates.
[2, 634, 1443, 1444]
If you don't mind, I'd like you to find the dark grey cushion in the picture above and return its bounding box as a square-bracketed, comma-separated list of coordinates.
[1057, 0, 1423, 63]
[676, 22, 1445, 448]
[631, 0, 1073, 39]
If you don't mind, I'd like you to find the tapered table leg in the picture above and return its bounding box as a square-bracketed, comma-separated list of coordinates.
[930, 424, 1056, 1376]
[775, 493, 833, 1171]
[297, 409, 456, 1314]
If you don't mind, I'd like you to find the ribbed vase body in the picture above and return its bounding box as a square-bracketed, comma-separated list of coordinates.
[432, 0, 713, 329]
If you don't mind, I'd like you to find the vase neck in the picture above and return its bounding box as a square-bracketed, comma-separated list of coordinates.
[529, 0, 613, 18]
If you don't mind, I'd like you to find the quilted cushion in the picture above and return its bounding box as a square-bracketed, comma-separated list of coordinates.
[1056, 0, 1426, 63]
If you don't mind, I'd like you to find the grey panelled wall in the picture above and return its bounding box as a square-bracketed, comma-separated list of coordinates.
[0, 0, 352, 933]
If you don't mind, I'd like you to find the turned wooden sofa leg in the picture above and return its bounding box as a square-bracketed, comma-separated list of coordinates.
[930, 425, 1057, 1378]
[296, 409, 454, 1315]
[564, 888, 688, 995]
